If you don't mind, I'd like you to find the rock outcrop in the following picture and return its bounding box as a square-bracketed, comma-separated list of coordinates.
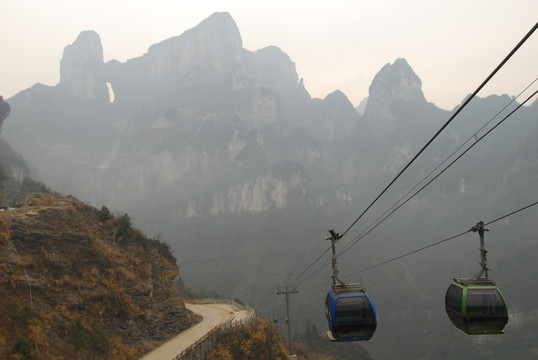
[147, 12, 243, 79]
[60, 30, 109, 101]
[363, 58, 429, 138]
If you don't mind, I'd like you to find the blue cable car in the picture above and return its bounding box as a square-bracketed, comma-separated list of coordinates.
[325, 283, 377, 341]
[323, 229, 377, 342]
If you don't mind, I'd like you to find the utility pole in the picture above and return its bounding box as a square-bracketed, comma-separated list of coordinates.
[277, 286, 298, 358]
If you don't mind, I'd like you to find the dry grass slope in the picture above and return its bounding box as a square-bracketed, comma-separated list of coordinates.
[0, 193, 196, 360]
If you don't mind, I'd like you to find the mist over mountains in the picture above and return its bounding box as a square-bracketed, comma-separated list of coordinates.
[2, 12, 538, 359]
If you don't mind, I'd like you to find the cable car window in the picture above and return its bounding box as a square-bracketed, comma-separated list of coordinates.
[466, 288, 508, 332]
[335, 296, 374, 321]
[445, 284, 463, 313]
[334, 296, 375, 338]
[466, 289, 507, 317]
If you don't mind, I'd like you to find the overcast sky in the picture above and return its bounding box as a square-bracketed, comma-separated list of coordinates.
[1, 0, 537, 110]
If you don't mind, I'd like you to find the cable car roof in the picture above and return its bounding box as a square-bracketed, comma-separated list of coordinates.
[332, 283, 367, 295]
[453, 278, 497, 287]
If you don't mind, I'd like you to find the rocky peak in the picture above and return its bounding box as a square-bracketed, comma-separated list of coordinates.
[365, 58, 426, 113]
[59, 30, 108, 100]
[363, 58, 428, 136]
[146, 12, 243, 80]
[244, 45, 299, 98]
[322, 90, 360, 141]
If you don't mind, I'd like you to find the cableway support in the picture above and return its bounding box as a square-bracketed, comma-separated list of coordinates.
[471, 221, 490, 280]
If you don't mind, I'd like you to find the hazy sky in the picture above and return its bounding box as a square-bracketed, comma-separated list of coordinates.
[1, 0, 537, 110]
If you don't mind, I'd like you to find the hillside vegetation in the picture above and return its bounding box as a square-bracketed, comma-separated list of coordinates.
[0, 193, 196, 359]
[206, 318, 289, 360]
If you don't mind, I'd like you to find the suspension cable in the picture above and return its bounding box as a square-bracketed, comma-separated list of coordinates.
[342, 201, 538, 278]
[339, 77, 538, 255]
[284, 22, 538, 287]
[337, 88, 538, 258]
[289, 246, 331, 285]
[288, 84, 537, 286]
[295, 261, 331, 286]
[338, 22, 538, 240]
[290, 84, 537, 285]
[484, 200, 538, 226]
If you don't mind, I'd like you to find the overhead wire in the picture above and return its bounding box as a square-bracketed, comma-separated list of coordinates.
[285, 21, 538, 286]
[338, 77, 538, 257]
[342, 200, 538, 278]
[337, 87, 538, 258]
[293, 192, 538, 285]
[295, 260, 331, 286]
[338, 21, 538, 240]
[483, 200, 538, 227]
[289, 246, 331, 285]
[300, 87, 537, 284]
[289, 92, 538, 287]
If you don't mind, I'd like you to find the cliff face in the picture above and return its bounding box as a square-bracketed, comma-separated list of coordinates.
[362, 58, 435, 140]
[3, 12, 318, 222]
[60, 30, 109, 101]
[0, 193, 195, 359]
[0, 96, 10, 134]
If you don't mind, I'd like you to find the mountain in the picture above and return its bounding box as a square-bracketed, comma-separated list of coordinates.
[2, 12, 538, 359]
[4, 12, 320, 220]
[60, 30, 110, 102]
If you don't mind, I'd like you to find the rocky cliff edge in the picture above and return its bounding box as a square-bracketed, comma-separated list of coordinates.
[0, 193, 196, 359]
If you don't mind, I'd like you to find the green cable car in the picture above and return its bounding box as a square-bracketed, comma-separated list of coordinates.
[445, 221, 509, 335]
[445, 278, 508, 335]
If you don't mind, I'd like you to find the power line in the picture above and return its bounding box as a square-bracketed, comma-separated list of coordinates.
[338, 21, 538, 240]
[342, 201, 538, 278]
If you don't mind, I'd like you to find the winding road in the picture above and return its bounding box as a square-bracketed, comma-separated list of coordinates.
[140, 302, 252, 360]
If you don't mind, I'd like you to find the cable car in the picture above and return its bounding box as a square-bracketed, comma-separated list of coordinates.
[445, 278, 508, 335]
[325, 283, 377, 341]
[324, 230, 377, 342]
[445, 221, 509, 335]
